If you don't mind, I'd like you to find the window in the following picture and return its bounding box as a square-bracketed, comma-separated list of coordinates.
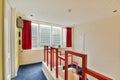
[63, 28, 66, 47]
[31, 23, 67, 49]
[32, 23, 38, 48]
[52, 27, 61, 47]
[40, 25, 51, 47]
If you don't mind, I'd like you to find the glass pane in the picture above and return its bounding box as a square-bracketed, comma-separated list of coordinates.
[40, 24, 51, 47]
[32, 23, 38, 48]
[52, 26, 61, 48]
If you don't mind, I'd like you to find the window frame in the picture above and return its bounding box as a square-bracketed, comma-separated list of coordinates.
[31, 22, 67, 49]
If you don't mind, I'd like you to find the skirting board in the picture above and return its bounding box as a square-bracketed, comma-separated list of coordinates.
[42, 62, 56, 80]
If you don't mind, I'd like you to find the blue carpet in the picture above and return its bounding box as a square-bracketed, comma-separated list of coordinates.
[14, 62, 47, 80]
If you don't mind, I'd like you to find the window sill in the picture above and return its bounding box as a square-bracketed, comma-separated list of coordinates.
[31, 47, 72, 50]
[31, 48, 44, 50]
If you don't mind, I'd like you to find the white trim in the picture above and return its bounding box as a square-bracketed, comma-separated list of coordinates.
[42, 62, 63, 80]
[7, 75, 11, 80]
[7, 0, 15, 8]
[11, 8, 17, 78]
[4, 0, 12, 80]
[42, 62, 57, 80]
[31, 20, 66, 27]
[4, 0, 16, 79]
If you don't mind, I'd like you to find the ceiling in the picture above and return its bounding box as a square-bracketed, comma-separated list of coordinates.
[15, 0, 120, 26]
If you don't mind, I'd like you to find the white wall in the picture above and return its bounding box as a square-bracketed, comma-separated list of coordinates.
[73, 15, 120, 80]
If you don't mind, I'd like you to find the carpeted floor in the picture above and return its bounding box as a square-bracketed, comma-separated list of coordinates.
[14, 62, 47, 80]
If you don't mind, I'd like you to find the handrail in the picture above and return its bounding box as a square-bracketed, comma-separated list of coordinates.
[56, 50, 74, 79]
[65, 50, 112, 80]
[44, 46, 51, 66]
[44, 46, 112, 80]
[44, 46, 48, 63]
[86, 68, 112, 80]
[58, 56, 65, 61]
[65, 51, 87, 80]
[51, 47, 58, 71]
[44, 46, 59, 78]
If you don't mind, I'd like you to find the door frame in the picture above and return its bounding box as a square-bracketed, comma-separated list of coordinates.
[11, 8, 17, 78]
[4, 0, 16, 79]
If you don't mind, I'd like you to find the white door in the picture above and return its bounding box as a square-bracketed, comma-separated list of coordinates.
[4, 0, 12, 80]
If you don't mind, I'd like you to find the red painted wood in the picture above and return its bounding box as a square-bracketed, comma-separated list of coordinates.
[53, 50, 54, 68]
[65, 51, 68, 80]
[44, 46, 46, 62]
[65, 51, 87, 57]
[64, 51, 87, 80]
[52, 48, 58, 69]
[71, 55, 73, 65]
[56, 48, 58, 78]
[47, 46, 49, 66]
[59, 51, 62, 65]
[44, 46, 48, 62]
[50, 47, 53, 71]
[82, 55, 87, 80]
[86, 69, 112, 80]
[58, 56, 65, 61]
[44, 47, 112, 80]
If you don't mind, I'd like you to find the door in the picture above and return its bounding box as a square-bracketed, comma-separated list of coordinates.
[4, 0, 12, 80]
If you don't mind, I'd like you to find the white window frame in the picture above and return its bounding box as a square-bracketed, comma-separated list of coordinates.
[31, 22, 66, 49]
[62, 28, 67, 48]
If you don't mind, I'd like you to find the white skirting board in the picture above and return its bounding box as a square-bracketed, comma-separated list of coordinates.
[42, 62, 56, 80]
[42, 62, 79, 80]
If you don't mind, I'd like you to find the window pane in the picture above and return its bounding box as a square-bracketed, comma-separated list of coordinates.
[40, 25, 51, 47]
[52, 27, 61, 47]
[32, 23, 38, 48]
[63, 28, 66, 47]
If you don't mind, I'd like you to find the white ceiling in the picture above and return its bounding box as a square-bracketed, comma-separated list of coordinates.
[15, 0, 120, 26]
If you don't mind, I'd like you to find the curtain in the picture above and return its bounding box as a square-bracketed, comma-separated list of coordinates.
[22, 20, 32, 49]
[66, 27, 72, 47]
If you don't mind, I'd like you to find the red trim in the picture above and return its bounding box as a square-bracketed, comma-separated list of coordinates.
[58, 56, 65, 61]
[44, 46, 45, 62]
[82, 55, 87, 80]
[44, 46, 112, 80]
[86, 69, 112, 80]
[59, 51, 62, 65]
[65, 51, 68, 80]
[47, 47, 49, 66]
[53, 51, 54, 68]
[56, 48, 58, 78]
[50, 47, 52, 71]
[66, 27, 72, 47]
[44, 46, 47, 62]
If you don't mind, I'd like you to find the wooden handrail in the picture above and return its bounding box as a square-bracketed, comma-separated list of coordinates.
[58, 56, 65, 61]
[44, 46, 112, 80]
[65, 51, 87, 80]
[86, 68, 112, 80]
[44, 46, 48, 62]
[44, 46, 59, 78]
[64, 50, 112, 80]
